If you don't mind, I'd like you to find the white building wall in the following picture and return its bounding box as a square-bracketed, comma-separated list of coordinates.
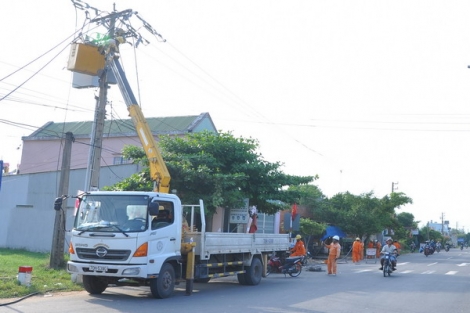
[0, 164, 142, 252]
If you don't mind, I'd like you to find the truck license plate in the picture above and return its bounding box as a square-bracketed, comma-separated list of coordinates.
[89, 265, 107, 272]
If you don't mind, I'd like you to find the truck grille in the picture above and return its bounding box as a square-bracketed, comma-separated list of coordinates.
[76, 247, 131, 261]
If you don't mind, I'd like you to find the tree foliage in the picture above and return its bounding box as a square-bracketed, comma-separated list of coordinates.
[105, 131, 315, 216]
[105, 131, 418, 241]
[299, 217, 327, 249]
[301, 190, 413, 241]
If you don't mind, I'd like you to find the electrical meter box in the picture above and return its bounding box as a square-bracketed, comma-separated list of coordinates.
[67, 43, 105, 76]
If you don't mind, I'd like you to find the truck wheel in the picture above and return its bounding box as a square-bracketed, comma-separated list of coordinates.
[237, 273, 248, 285]
[150, 263, 175, 299]
[82, 276, 108, 294]
[244, 257, 262, 285]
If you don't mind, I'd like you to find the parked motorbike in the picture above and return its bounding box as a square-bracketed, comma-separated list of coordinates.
[266, 253, 303, 277]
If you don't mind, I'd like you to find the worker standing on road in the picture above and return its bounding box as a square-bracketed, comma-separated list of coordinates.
[393, 240, 401, 255]
[324, 235, 341, 275]
[352, 237, 362, 263]
[360, 240, 364, 260]
[375, 240, 382, 258]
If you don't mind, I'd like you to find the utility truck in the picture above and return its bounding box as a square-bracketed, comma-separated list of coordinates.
[59, 11, 290, 299]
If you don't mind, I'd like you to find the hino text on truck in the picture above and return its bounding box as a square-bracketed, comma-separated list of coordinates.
[54, 1, 291, 299]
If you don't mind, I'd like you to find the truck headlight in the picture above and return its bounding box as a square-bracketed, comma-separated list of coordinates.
[68, 263, 79, 273]
[123, 267, 140, 275]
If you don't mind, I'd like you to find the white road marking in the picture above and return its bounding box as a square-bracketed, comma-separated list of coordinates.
[401, 270, 413, 274]
[457, 263, 468, 267]
[422, 270, 435, 274]
[445, 271, 458, 275]
[427, 262, 438, 266]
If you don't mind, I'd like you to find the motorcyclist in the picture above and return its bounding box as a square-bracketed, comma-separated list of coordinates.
[445, 242, 450, 251]
[379, 238, 398, 271]
[290, 234, 306, 257]
[410, 242, 416, 252]
[280, 234, 306, 273]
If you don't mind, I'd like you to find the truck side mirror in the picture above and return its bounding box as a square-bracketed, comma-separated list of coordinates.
[148, 201, 160, 215]
[54, 197, 63, 211]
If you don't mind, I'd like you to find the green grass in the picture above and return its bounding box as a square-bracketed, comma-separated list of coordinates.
[0, 248, 83, 299]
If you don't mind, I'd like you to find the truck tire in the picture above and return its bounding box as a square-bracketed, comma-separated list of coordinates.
[150, 263, 175, 299]
[237, 273, 248, 285]
[82, 276, 108, 294]
[244, 257, 262, 286]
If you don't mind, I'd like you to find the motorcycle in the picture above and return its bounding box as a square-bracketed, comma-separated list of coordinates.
[424, 244, 434, 257]
[301, 251, 312, 266]
[445, 244, 450, 252]
[436, 245, 441, 253]
[461, 244, 464, 251]
[382, 252, 395, 277]
[266, 253, 303, 277]
[410, 244, 416, 253]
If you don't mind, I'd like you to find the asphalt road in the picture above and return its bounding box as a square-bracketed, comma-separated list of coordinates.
[1, 248, 469, 313]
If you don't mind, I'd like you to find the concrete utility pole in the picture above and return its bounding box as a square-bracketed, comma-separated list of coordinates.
[440, 212, 445, 234]
[391, 182, 398, 193]
[71, 1, 166, 191]
[84, 11, 118, 191]
[50, 132, 73, 269]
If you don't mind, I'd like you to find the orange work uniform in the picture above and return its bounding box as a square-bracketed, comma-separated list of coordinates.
[394, 241, 401, 254]
[325, 242, 341, 274]
[375, 241, 382, 258]
[290, 240, 306, 257]
[352, 240, 362, 263]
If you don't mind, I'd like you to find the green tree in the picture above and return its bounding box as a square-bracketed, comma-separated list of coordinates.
[105, 131, 315, 216]
[419, 226, 442, 242]
[299, 217, 327, 251]
[394, 212, 418, 243]
[313, 191, 413, 243]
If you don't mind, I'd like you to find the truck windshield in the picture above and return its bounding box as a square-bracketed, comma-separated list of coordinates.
[74, 194, 150, 233]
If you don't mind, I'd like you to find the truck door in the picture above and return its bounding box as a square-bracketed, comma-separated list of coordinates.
[148, 202, 178, 268]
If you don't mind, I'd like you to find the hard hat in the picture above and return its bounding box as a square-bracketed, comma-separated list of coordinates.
[386, 238, 393, 242]
[295, 234, 302, 240]
[333, 235, 340, 240]
[356, 237, 360, 241]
